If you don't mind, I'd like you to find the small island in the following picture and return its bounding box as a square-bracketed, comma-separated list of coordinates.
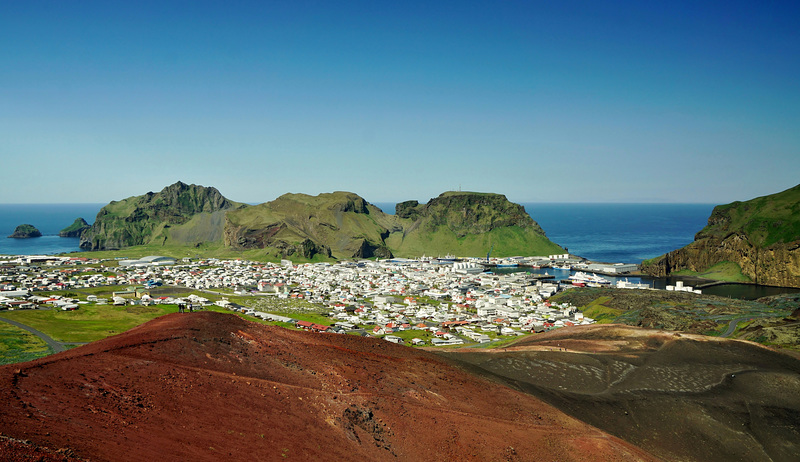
[8, 224, 42, 238]
[59, 217, 91, 237]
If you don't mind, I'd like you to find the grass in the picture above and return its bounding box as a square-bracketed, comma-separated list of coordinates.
[386, 225, 562, 258]
[0, 304, 176, 343]
[673, 261, 751, 283]
[281, 311, 333, 325]
[375, 329, 434, 344]
[474, 334, 530, 349]
[704, 185, 800, 247]
[69, 243, 341, 265]
[47, 285, 127, 297]
[0, 322, 54, 365]
[581, 297, 625, 323]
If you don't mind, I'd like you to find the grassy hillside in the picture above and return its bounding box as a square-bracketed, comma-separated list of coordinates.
[224, 191, 398, 259]
[698, 183, 800, 247]
[389, 191, 562, 257]
[551, 287, 797, 345]
[80, 182, 245, 251]
[641, 184, 800, 287]
[673, 261, 752, 282]
[387, 224, 563, 258]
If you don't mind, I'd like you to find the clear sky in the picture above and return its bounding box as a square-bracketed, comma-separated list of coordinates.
[2, 0, 798, 205]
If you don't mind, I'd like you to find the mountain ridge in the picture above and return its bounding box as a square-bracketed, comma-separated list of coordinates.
[77, 183, 564, 259]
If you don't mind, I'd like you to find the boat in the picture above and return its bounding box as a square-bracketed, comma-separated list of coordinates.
[495, 259, 518, 268]
[568, 271, 611, 286]
[616, 278, 652, 290]
[452, 262, 485, 274]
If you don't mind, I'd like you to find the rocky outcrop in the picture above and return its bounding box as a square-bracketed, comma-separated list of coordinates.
[642, 184, 800, 288]
[59, 218, 90, 237]
[413, 192, 546, 237]
[7, 224, 41, 239]
[395, 200, 423, 220]
[80, 181, 244, 250]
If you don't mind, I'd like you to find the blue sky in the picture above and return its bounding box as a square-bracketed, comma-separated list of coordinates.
[2, 0, 798, 204]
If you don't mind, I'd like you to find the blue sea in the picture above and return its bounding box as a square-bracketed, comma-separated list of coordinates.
[523, 203, 715, 264]
[0, 204, 105, 256]
[0, 202, 713, 263]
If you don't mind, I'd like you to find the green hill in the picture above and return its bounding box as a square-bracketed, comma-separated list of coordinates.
[642, 184, 800, 288]
[79, 182, 246, 250]
[77, 185, 564, 260]
[223, 191, 398, 259]
[59, 218, 91, 237]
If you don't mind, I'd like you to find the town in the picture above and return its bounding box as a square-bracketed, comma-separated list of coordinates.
[0, 253, 696, 347]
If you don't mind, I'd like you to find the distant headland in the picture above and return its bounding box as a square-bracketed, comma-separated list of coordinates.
[59, 218, 91, 237]
[642, 183, 800, 288]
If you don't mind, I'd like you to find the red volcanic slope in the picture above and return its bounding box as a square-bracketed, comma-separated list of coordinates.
[0, 312, 656, 461]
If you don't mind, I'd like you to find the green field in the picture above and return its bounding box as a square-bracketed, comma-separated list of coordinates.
[579, 296, 625, 323]
[673, 261, 752, 283]
[375, 329, 434, 344]
[0, 322, 54, 365]
[0, 304, 177, 343]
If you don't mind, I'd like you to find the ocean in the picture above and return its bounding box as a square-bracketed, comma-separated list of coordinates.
[0, 204, 105, 256]
[522, 203, 715, 264]
[1, 202, 713, 263]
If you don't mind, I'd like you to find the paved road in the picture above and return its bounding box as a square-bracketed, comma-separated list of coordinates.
[720, 317, 751, 338]
[0, 316, 86, 353]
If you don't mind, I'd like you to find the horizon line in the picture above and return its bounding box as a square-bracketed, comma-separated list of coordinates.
[0, 200, 721, 206]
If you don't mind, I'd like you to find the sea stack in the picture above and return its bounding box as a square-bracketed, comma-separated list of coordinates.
[8, 224, 42, 238]
[59, 218, 91, 237]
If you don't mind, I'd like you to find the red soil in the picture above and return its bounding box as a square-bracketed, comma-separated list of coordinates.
[0, 312, 657, 461]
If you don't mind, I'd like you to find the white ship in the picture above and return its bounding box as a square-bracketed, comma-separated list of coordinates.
[452, 262, 486, 274]
[568, 271, 611, 287]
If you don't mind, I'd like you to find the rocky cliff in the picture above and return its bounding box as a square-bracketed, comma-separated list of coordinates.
[641, 184, 800, 288]
[59, 218, 91, 237]
[79, 181, 245, 250]
[7, 224, 41, 239]
[387, 191, 563, 258]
